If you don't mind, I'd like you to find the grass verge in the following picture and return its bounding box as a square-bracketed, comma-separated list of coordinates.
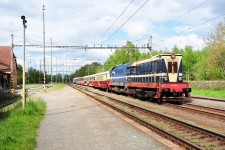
[191, 89, 225, 98]
[0, 97, 46, 150]
[31, 83, 66, 93]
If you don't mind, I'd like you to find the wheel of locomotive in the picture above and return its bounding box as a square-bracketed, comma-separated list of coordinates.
[179, 100, 182, 105]
[158, 97, 162, 104]
[106, 85, 109, 92]
[149, 96, 153, 101]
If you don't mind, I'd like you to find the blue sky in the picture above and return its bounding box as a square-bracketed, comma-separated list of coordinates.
[0, 0, 225, 75]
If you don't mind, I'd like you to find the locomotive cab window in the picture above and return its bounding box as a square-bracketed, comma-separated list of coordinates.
[112, 71, 115, 75]
[127, 68, 130, 75]
[168, 62, 178, 73]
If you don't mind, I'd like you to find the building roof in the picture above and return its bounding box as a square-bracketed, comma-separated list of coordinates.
[0, 46, 13, 71]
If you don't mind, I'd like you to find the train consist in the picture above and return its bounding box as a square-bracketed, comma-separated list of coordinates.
[73, 53, 191, 104]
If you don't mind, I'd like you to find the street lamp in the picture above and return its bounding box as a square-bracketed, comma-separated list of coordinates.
[21, 15, 27, 108]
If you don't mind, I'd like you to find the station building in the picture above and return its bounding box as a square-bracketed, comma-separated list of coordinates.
[0, 46, 18, 89]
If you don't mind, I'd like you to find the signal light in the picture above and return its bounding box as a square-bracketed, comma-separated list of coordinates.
[21, 16, 25, 20]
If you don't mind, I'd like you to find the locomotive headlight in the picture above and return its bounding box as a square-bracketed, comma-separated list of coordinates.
[164, 77, 168, 81]
[171, 53, 176, 59]
[179, 77, 182, 81]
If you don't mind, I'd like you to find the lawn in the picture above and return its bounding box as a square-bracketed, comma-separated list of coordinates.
[0, 97, 46, 150]
[31, 83, 66, 93]
[191, 89, 225, 98]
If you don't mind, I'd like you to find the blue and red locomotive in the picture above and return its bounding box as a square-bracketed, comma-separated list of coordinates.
[74, 53, 191, 104]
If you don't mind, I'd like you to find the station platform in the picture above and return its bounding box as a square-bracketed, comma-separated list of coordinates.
[32, 86, 172, 150]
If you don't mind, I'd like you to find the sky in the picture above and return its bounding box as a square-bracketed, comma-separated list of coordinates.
[0, 0, 225, 75]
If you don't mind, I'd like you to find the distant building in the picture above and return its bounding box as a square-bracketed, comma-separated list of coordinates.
[0, 46, 18, 89]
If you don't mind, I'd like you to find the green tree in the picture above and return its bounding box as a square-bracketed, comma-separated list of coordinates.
[204, 18, 225, 79]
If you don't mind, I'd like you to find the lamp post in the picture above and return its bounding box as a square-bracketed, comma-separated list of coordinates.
[21, 15, 27, 108]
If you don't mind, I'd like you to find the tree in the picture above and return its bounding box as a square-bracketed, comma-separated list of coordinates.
[204, 18, 225, 79]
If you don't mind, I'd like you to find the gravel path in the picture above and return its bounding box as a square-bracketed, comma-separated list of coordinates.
[32, 85, 170, 150]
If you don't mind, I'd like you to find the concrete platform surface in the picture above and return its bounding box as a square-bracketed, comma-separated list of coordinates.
[32, 85, 170, 150]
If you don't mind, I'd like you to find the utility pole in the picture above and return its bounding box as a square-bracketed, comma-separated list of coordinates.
[48, 67, 49, 83]
[59, 71, 60, 83]
[39, 59, 41, 85]
[42, 5, 46, 92]
[28, 62, 30, 84]
[147, 35, 152, 57]
[56, 59, 57, 83]
[10, 34, 15, 93]
[66, 51, 67, 84]
[51, 38, 52, 86]
[21, 15, 27, 108]
[34, 65, 36, 83]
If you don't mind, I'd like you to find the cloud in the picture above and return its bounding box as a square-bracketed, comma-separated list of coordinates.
[0, 0, 224, 74]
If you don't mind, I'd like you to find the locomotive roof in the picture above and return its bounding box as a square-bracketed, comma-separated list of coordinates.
[109, 62, 131, 71]
[95, 71, 109, 76]
[128, 53, 182, 67]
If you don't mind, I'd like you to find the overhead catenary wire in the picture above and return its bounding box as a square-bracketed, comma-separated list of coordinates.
[102, 0, 149, 45]
[115, 0, 209, 46]
[76, 0, 134, 67]
[13, 35, 52, 45]
[152, 13, 225, 45]
[81, 0, 149, 66]
[94, 0, 134, 45]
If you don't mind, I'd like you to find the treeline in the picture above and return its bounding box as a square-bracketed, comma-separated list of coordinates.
[17, 65, 70, 84]
[72, 62, 103, 78]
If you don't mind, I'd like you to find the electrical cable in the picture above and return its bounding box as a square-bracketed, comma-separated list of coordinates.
[102, 0, 149, 45]
[78, 0, 134, 67]
[94, 0, 133, 45]
[81, 0, 149, 66]
[153, 13, 225, 45]
[115, 0, 209, 46]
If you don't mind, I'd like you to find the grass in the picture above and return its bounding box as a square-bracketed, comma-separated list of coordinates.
[189, 84, 225, 98]
[191, 89, 225, 98]
[29, 83, 66, 93]
[0, 97, 46, 150]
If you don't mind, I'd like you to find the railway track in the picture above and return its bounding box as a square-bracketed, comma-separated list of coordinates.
[70, 84, 225, 150]
[191, 95, 225, 102]
[0, 95, 21, 109]
[164, 103, 225, 122]
[75, 84, 225, 122]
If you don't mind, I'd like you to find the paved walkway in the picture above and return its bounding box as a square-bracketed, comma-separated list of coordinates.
[32, 85, 169, 150]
